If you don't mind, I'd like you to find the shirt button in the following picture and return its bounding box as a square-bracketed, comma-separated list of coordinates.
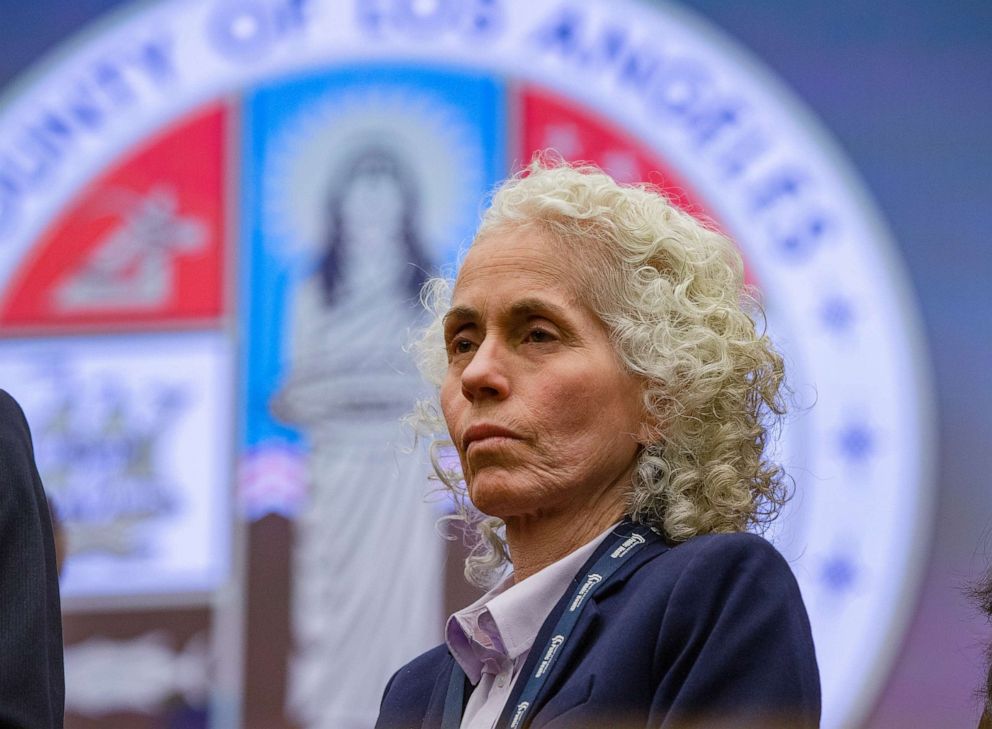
[496, 674, 507, 688]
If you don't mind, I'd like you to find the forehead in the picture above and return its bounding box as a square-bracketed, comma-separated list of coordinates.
[452, 227, 585, 305]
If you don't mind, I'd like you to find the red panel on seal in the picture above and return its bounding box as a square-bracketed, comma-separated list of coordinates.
[515, 85, 758, 286]
[516, 86, 713, 219]
[0, 104, 227, 332]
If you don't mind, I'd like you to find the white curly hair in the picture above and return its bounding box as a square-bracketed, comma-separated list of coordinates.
[407, 156, 789, 588]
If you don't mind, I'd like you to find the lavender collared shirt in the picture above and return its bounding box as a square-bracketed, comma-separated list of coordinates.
[444, 524, 619, 729]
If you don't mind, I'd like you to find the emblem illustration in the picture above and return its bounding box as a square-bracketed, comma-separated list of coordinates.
[0, 1, 933, 727]
[243, 78, 501, 727]
[54, 186, 207, 312]
[37, 380, 185, 557]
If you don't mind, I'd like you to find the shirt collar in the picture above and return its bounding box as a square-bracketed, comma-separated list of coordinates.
[445, 523, 619, 684]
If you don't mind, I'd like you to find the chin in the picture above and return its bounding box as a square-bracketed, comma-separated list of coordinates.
[466, 473, 540, 520]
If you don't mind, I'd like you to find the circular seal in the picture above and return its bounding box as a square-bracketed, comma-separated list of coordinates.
[0, 1, 935, 727]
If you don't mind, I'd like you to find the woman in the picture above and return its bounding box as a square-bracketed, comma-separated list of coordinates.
[376, 159, 820, 728]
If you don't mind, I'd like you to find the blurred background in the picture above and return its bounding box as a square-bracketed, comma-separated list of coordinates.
[0, 1, 989, 727]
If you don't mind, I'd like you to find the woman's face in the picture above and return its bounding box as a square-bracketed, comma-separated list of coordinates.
[440, 227, 646, 524]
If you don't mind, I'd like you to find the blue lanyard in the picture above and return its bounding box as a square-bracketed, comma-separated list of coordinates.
[441, 522, 658, 729]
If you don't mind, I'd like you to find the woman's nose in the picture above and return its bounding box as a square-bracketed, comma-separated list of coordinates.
[460, 338, 510, 402]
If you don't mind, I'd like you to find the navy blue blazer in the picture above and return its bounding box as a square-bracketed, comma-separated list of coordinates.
[376, 530, 820, 729]
[0, 390, 64, 729]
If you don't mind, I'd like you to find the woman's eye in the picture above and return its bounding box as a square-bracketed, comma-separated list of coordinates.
[451, 338, 475, 354]
[525, 328, 555, 343]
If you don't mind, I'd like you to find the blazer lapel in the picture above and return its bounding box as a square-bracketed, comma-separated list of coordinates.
[422, 655, 457, 729]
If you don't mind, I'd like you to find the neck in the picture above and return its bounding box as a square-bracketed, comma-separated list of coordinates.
[505, 491, 627, 583]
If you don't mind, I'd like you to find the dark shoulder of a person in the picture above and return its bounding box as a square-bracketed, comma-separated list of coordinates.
[0, 389, 35, 469]
[641, 530, 801, 593]
[670, 530, 790, 563]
